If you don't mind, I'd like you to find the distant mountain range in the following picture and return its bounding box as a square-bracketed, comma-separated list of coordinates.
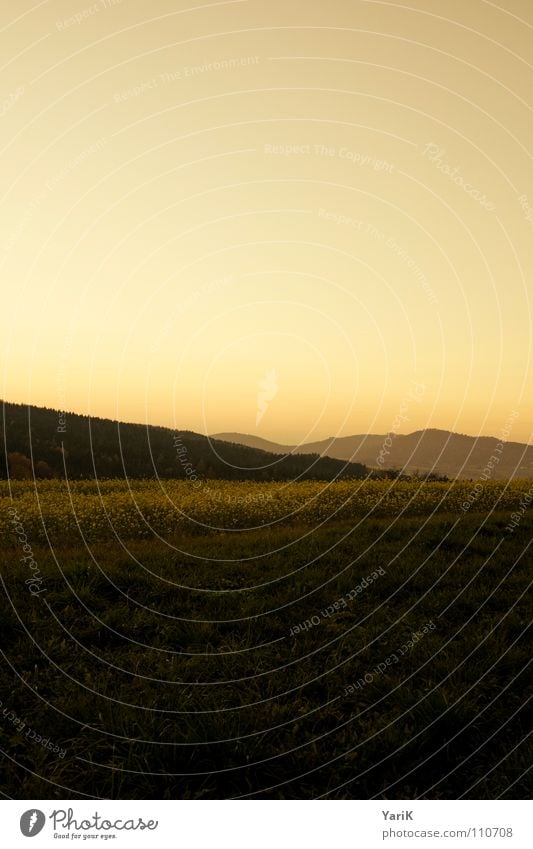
[0, 401, 367, 481]
[212, 429, 533, 480]
[3, 400, 530, 481]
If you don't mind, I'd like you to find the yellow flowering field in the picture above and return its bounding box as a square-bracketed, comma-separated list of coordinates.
[1, 478, 531, 541]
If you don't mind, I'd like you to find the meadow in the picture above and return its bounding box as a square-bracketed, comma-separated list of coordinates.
[0, 478, 531, 799]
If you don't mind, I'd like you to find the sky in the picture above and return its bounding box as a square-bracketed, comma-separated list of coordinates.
[1, 0, 532, 444]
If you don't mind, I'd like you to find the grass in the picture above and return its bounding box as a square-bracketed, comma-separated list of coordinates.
[0, 480, 531, 799]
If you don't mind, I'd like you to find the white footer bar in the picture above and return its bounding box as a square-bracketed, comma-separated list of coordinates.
[2, 800, 531, 848]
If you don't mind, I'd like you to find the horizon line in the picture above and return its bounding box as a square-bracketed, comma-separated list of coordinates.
[2, 397, 531, 448]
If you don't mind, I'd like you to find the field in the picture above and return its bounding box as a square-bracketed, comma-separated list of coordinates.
[0, 479, 531, 799]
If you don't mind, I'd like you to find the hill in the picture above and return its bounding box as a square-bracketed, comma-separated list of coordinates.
[212, 433, 294, 453]
[212, 428, 533, 480]
[0, 401, 367, 481]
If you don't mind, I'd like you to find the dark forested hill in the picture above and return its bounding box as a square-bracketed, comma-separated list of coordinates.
[0, 401, 368, 481]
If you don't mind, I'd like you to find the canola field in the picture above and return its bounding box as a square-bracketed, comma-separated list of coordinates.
[0, 476, 531, 799]
[1, 477, 532, 541]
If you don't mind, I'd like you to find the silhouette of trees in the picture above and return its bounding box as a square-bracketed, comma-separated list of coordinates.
[0, 402, 368, 482]
[7, 452, 32, 479]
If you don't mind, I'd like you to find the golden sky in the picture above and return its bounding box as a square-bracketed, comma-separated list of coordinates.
[1, 0, 532, 443]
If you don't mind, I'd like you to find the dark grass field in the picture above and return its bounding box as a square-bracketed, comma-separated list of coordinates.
[0, 508, 531, 799]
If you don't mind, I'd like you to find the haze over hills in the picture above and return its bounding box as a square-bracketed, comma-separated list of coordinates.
[213, 429, 533, 480]
[3, 400, 530, 482]
[0, 401, 367, 481]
